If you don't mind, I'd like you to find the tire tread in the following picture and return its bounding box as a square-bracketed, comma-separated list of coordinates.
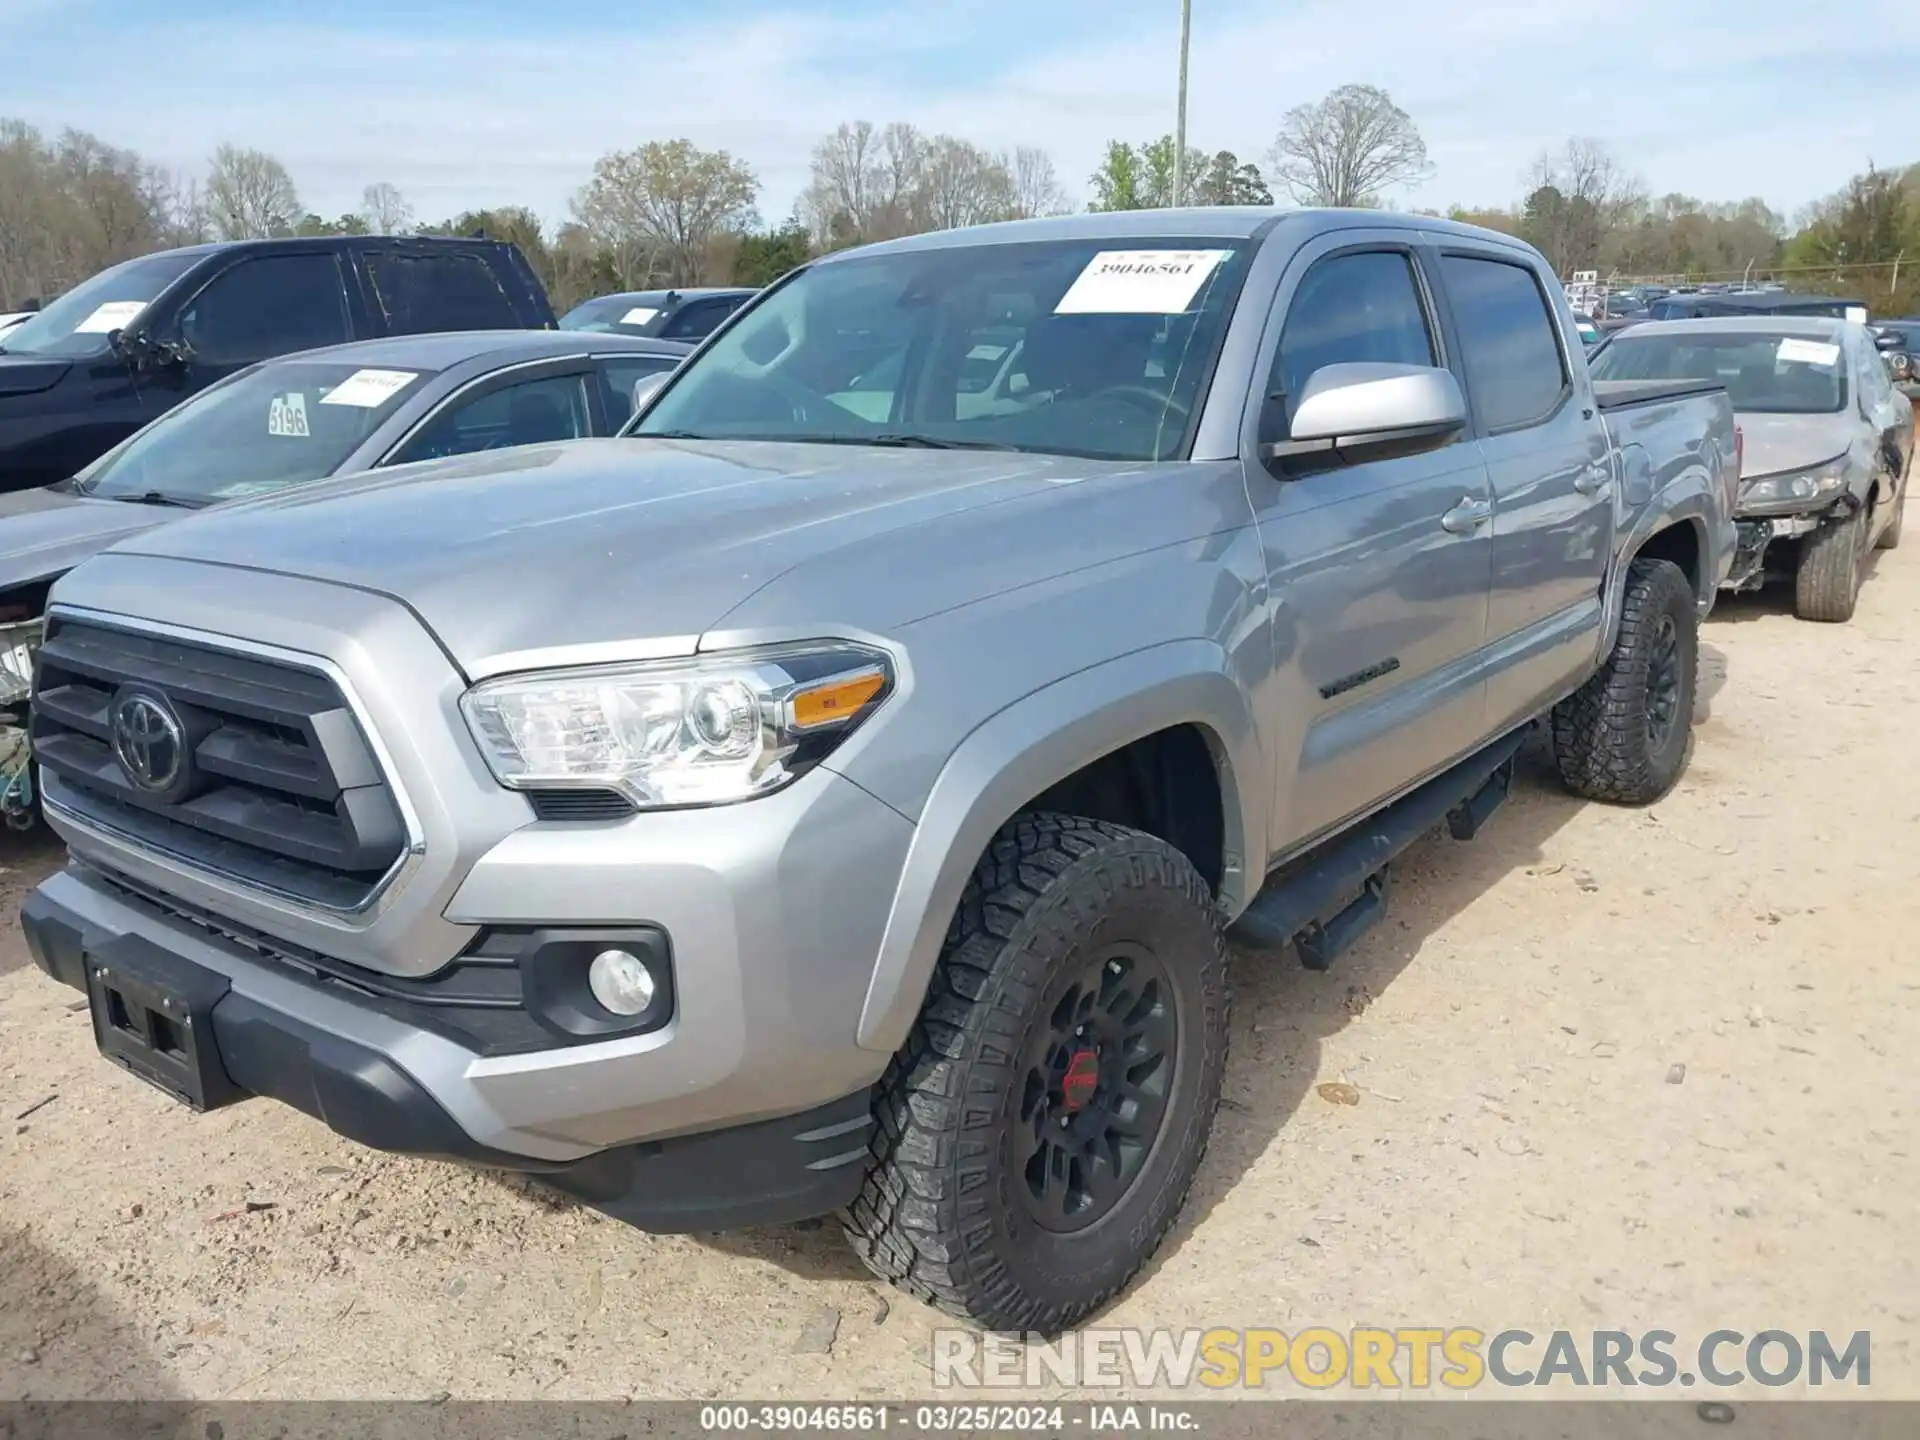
[843, 813, 1229, 1332]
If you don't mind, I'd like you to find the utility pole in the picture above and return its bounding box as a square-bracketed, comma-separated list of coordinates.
[1172, 0, 1192, 207]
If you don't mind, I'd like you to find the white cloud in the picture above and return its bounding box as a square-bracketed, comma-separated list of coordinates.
[4, 0, 1913, 227]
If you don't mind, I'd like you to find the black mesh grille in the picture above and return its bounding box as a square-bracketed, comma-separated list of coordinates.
[31, 617, 407, 909]
[527, 789, 636, 822]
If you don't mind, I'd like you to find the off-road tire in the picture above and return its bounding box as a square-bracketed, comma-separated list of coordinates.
[1552, 557, 1697, 806]
[1874, 486, 1904, 551]
[1795, 506, 1867, 622]
[844, 814, 1230, 1333]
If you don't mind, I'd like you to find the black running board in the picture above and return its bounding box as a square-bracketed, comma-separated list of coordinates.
[1230, 729, 1526, 961]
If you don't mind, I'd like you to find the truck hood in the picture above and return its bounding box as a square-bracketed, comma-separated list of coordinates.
[0, 486, 170, 590]
[1735, 412, 1859, 479]
[0, 354, 72, 398]
[110, 437, 1133, 677]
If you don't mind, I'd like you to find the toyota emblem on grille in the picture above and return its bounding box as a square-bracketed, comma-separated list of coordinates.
[111, 691, 186, 794]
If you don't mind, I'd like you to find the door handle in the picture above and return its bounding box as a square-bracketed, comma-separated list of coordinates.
[1574, 461, 1611, 496]
[1440, 497, 1492, 535]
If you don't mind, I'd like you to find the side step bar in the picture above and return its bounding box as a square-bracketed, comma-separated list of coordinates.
[1229, 729, 1527, 964]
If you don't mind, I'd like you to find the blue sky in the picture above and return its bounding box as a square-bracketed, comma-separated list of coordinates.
[3, 0, 1913, 228]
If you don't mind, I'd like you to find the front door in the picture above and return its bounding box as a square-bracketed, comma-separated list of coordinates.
[1242, 237, 1494, 856]
[169, 252, 354, 396]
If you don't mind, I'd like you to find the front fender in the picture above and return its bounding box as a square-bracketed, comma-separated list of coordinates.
[852, 639, 1263, 1054]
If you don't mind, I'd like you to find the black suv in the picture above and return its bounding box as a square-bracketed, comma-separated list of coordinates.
[0, 236, 555, 494]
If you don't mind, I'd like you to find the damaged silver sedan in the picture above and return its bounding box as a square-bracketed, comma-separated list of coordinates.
[1591, 315, 1913, 623]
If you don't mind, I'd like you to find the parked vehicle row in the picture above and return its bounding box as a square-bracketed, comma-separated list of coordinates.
[17, 208, 1736, 1331]
[0, 235, 557, 496]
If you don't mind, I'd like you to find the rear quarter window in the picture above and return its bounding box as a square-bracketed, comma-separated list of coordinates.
[365, 250, 521, 334]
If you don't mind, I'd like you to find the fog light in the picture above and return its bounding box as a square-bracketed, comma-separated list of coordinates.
[588, 949, 657, 1016]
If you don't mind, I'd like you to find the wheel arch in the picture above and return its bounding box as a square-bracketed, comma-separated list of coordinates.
[852, 640, 1263, 1054]
[1602, 506, 1712, 654]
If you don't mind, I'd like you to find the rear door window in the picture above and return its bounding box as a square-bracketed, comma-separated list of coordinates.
[392, 372, 592, 463]
[1439, 255, 1569, 432]
[365, 250, 520, 334]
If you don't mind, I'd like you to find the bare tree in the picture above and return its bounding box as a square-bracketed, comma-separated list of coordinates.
[1009, 146, 1069, 218]
[573, 139, 759, 287]
[1522, 137, 1647, 274]
[141, 167, 209, 248]
[1529, 138, 1645, 229]
[359, 181, 413, 235]
[1266, 84, 1432, 207]
[914, 136, 1016, 232]
[798, 121, 880, 249]
[876, 122, 925, 227]
[203, 144, 302, 240]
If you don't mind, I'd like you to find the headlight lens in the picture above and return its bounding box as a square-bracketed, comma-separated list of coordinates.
[1740, 466, 1846, 511]
[0, 618, 43, 708]
[460, 642, 894, 810]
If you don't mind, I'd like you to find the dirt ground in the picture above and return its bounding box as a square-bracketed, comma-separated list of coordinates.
[1, 551, 1916, 1406]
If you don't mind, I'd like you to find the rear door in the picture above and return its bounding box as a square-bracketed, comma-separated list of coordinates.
[1435, 246, 1614, 733]
[1242, 230, 1495, 852]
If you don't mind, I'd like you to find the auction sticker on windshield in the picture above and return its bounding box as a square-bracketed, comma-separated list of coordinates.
[1055, 250, 1233, 315]
[621, 307, 661, 326]
[320, 369, 418, 408]
[73, 301, 148, 334]
[1777, 338, 1841, 368]
[267, 392, 310, 438]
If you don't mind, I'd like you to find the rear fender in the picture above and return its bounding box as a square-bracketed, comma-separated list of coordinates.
[852, 640, 1263, 1054]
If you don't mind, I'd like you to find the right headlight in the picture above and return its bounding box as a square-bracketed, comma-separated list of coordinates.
[1740, 464, 1847, 513]
[459, 641, 894, 811]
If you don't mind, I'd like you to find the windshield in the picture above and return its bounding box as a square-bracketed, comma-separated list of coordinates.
[0, 253, 198, 358]
[631, 238, 1252, 461]
[73, 359, 435, 505]
[1590, 331, 1848, 414]
[560, 295, 665, 335]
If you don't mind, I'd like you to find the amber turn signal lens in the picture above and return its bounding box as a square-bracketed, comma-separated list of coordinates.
[791, 670, 887, 730]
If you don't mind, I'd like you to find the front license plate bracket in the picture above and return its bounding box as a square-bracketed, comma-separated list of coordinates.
[86, 936, 245, 1112]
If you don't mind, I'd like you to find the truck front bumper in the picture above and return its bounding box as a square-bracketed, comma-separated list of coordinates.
[21, 848, 890, 1231]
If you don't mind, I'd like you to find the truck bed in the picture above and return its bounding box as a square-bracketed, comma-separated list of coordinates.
[1592, 377, 1724, 412]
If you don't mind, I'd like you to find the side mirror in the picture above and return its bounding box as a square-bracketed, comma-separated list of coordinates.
[629, 370, 671, 414]
[1263, 362, 1468, 464]
[1874, 331, 1903, 353]
[110, 327, 187, 373]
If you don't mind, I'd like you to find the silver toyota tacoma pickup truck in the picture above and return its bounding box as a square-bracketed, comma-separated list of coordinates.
[21, 210, 1737, 1332]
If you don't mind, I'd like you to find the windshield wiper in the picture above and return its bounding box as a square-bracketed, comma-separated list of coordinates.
[867, 433, 1018, 451]
[103, 490, 207, 510]
[637, 429, 717, 441]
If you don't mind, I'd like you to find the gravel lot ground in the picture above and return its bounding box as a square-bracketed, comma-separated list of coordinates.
[1, 550, 1915, 1405]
